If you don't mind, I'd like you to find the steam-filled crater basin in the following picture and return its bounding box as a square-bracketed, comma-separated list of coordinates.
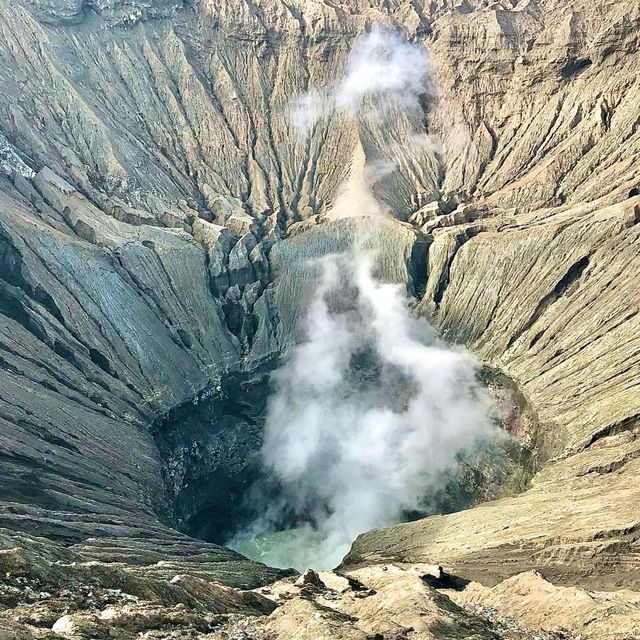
[149, 217, 543, 570]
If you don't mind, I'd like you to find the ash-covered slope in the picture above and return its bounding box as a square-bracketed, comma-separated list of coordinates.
[3, 0, 639, 220]
[0, 0, 639, 637]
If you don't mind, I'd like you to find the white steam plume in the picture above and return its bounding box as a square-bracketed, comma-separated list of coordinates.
[335, 27, 434, 116]
[228, 28, 499, 571]
[230, 250, 497, 570]
[289, 27, 436, 138]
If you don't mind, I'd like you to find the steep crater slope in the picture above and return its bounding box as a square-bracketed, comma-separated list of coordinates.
[345, 196, 640, 591]
[0, 0, 637, 621]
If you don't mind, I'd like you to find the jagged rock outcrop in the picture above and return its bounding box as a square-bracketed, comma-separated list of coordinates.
[449, 569, 640, 639]
[0, 0, 639, 637]
[0, 543, 582, 639]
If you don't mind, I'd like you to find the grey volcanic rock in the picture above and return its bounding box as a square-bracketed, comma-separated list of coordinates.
[269, 216, 427, 344]
[345, 197, 640, 590]
[23, 0, 185, 25]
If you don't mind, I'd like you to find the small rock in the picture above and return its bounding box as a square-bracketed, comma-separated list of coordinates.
[52, 615, 74, 633]
[295, 569, 326, 590]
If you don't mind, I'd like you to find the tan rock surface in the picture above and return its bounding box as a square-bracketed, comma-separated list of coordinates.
[248, 564, 581, 640]
[345, 197, 640, 590]
[450, 570, 640, 639]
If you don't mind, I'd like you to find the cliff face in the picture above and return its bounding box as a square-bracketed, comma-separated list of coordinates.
[0, 0, 639, 638]
[4, 0, 640, 218]
[0, 0, 431, 586]
[346, 197, 640, 589]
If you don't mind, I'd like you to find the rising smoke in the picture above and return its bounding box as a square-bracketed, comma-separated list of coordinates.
[288, 27, 436, 137]
[228, 28, 499, 570]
